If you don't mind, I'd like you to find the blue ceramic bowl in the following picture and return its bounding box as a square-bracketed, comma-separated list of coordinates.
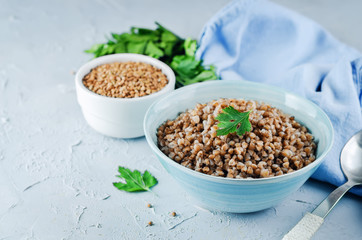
[144, 80, 334, 213]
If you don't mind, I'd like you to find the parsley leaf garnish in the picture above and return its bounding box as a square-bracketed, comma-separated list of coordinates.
[215, 106, 252, 136]
[84, 22, 218, 88]
[113, 166, 158, 193]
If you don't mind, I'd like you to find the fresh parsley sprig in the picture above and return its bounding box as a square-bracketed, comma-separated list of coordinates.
[113, 166, 158, 193]
[85, 22, 218, 88]
[215, 106, 252, 136]
[171, 38, 217, 87]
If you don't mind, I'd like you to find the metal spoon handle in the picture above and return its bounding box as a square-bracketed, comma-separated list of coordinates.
[282, 212, 324, 240]
[283, 181, 355, 240]
[312, 180, 355, 218]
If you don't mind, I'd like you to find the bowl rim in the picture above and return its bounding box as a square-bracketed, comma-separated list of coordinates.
[144, 80, 335, 184]
[75, 53, 176, 102]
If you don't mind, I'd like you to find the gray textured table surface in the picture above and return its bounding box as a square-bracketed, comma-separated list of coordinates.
[0, 0, 361, 239]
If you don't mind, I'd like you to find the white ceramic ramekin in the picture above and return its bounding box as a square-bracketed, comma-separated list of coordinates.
[75, 53, 175, 138]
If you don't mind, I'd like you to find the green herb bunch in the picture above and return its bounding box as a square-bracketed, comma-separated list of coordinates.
[85, 22, 218, 88]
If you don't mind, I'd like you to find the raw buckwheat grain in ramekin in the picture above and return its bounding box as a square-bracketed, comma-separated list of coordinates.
[82, 61, 168, 98]
[157, 98, 317, 178]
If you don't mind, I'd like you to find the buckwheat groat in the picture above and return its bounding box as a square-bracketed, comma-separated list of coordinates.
[83, 61, 168, 98]
[157, 98, 316, 178]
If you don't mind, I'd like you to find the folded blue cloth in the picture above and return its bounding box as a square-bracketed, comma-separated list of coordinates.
[197, 0, 362, 196]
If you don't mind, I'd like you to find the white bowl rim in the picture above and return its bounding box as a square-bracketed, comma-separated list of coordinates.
[75, 53, 176, 102]
[144, 80, 335, 184]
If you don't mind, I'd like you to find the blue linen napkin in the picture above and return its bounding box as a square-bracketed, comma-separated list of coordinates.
[197, 0, 362, 196]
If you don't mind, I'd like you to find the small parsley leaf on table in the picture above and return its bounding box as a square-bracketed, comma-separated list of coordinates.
[113, 166, 158, 193]
[215, 106, 252, 136]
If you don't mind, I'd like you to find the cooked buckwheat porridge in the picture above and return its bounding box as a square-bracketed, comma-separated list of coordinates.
[83, 61, 168, 98]
[157, 98, 316, 178]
